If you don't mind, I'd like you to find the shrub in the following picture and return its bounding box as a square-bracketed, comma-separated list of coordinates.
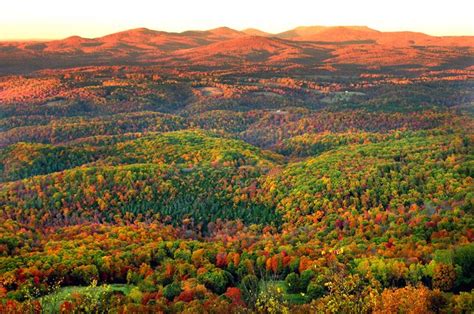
[198, 269, 230, 294]
[450, 289, 474, 313]
[163, 282, 182, 301]
[432, 263, 456, 291]
[285, 273, 301, 293]
[128, 287, 143, 304]
[255, 282, 289, 314]
[375, 285, 430, 314]
[307, 281, 326, 299]
[454, 244, 474, 290]
[240, 274, 259, 307]
[71, 265, 99, 285]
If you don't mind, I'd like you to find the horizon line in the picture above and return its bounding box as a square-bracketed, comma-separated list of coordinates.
[2, 25, 474, 42]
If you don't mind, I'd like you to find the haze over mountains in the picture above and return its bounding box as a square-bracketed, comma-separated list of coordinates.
[1, 25, 473, 74]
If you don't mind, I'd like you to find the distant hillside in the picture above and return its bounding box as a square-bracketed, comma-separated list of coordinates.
[0, 25, 473, 74]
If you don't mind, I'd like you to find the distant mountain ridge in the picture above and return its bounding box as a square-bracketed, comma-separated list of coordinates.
[0, 25, 473, 74]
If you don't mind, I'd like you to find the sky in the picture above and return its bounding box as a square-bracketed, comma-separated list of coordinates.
[1, 0, 473, 40]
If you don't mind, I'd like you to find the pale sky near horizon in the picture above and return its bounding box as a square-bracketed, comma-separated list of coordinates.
[1, 0, 473, 40]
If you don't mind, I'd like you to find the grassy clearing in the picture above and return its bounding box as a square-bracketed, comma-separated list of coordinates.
[39, 283, 133, 312]
[262, 280, 310, 305]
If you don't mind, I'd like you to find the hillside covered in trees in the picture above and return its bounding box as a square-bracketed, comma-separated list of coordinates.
[0, 26, 473, 313]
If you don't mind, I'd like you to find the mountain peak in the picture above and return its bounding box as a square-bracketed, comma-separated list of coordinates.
[277, 25, 381, 41]
[242, 28, 271, 37]
[207, 27, 243, 36]
[60, 35, 90, 43]
[99, 27, 164, 40]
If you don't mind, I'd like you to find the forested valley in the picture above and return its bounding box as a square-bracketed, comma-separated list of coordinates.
[0, 27, 473, 313]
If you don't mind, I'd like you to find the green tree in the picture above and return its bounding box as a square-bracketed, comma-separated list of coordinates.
[163, 282, 182, 301]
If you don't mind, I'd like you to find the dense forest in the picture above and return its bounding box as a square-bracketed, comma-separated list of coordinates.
[0, 39, 473, 313]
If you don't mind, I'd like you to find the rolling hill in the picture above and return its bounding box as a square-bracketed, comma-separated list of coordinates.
[1, 25, 472, 74]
